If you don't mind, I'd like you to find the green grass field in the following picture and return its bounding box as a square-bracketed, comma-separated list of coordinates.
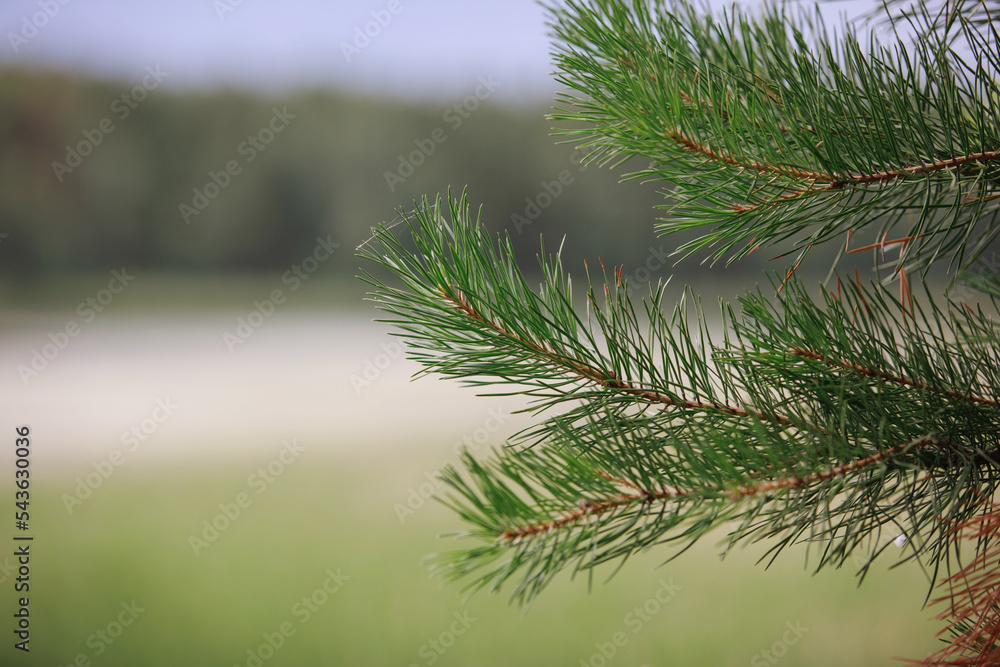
[2, 441, 944, 667]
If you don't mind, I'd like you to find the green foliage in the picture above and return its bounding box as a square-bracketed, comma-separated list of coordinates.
[548, 0, 1000, 272]
[361, 1, 1000, 663]
[361, 192, 1000, 605]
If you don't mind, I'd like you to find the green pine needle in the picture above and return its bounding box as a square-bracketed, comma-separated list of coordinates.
[359, 190, 1000, 605]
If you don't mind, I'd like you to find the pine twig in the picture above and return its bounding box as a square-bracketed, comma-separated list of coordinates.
[789, 347, 1000, 409]
[440, 284, 806, 428]
[499, 436, 941, 542]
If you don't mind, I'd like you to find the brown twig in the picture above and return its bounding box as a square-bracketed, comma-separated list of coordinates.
[499, 437, 938, 541]
[500, 482, 687, 541]
[730, 436, 939, 498]
[617, 51, 1000, 206]
[847, 234, 924, 255]
[789, 347, 1000, 409]
[662, 127, 837, 183]
[663, 120, 999, 191]
[842, 150, 1000, 187]
[596, 469, 645, 493]
[438, 285, 807, 428]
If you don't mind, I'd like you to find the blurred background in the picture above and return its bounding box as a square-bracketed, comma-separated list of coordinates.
[0, 0, 945, 665]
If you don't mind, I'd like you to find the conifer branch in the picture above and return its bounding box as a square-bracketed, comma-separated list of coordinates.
[361, 188, 1000, 621]
[790, 347, 1000, 409]
[361, 0, 1000, 661]
[661, 124, 1000, 189]
[437, 277, 805, 428]
[660, 127, 838, 183]
[548, 0, 1000, 271]
[731, 436, 941, 498]
[729, 150, 1000, 216]
[499, 480, 688, 542]
[499, 436, 942, 542]
[839, 149, 1000, 188]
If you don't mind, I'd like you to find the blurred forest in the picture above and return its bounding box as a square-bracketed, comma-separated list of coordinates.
[0, 66, 788, 286]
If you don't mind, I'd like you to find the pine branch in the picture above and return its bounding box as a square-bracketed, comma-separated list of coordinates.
[359, 191, 819, 447]
[547, 0, 1000, 272]
[838, 150, 1000, 188]
[732, 436, 941, 497]
[360, 191, 1000, 607]
[662, 125, 1000, 187]
[789, 347, 1000, 408]
[498, 435, 942, 542]
[659, 125, 839, 183]
[429, 411, 989, 605]
[442, 282, 803, 427]
[360, 2, 1000, 661]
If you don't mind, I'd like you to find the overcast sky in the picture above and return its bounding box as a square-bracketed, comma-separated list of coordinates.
[0, 0, 871, 103]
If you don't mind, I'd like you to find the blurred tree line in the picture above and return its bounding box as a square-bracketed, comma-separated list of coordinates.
[0, 66, 780, 283]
